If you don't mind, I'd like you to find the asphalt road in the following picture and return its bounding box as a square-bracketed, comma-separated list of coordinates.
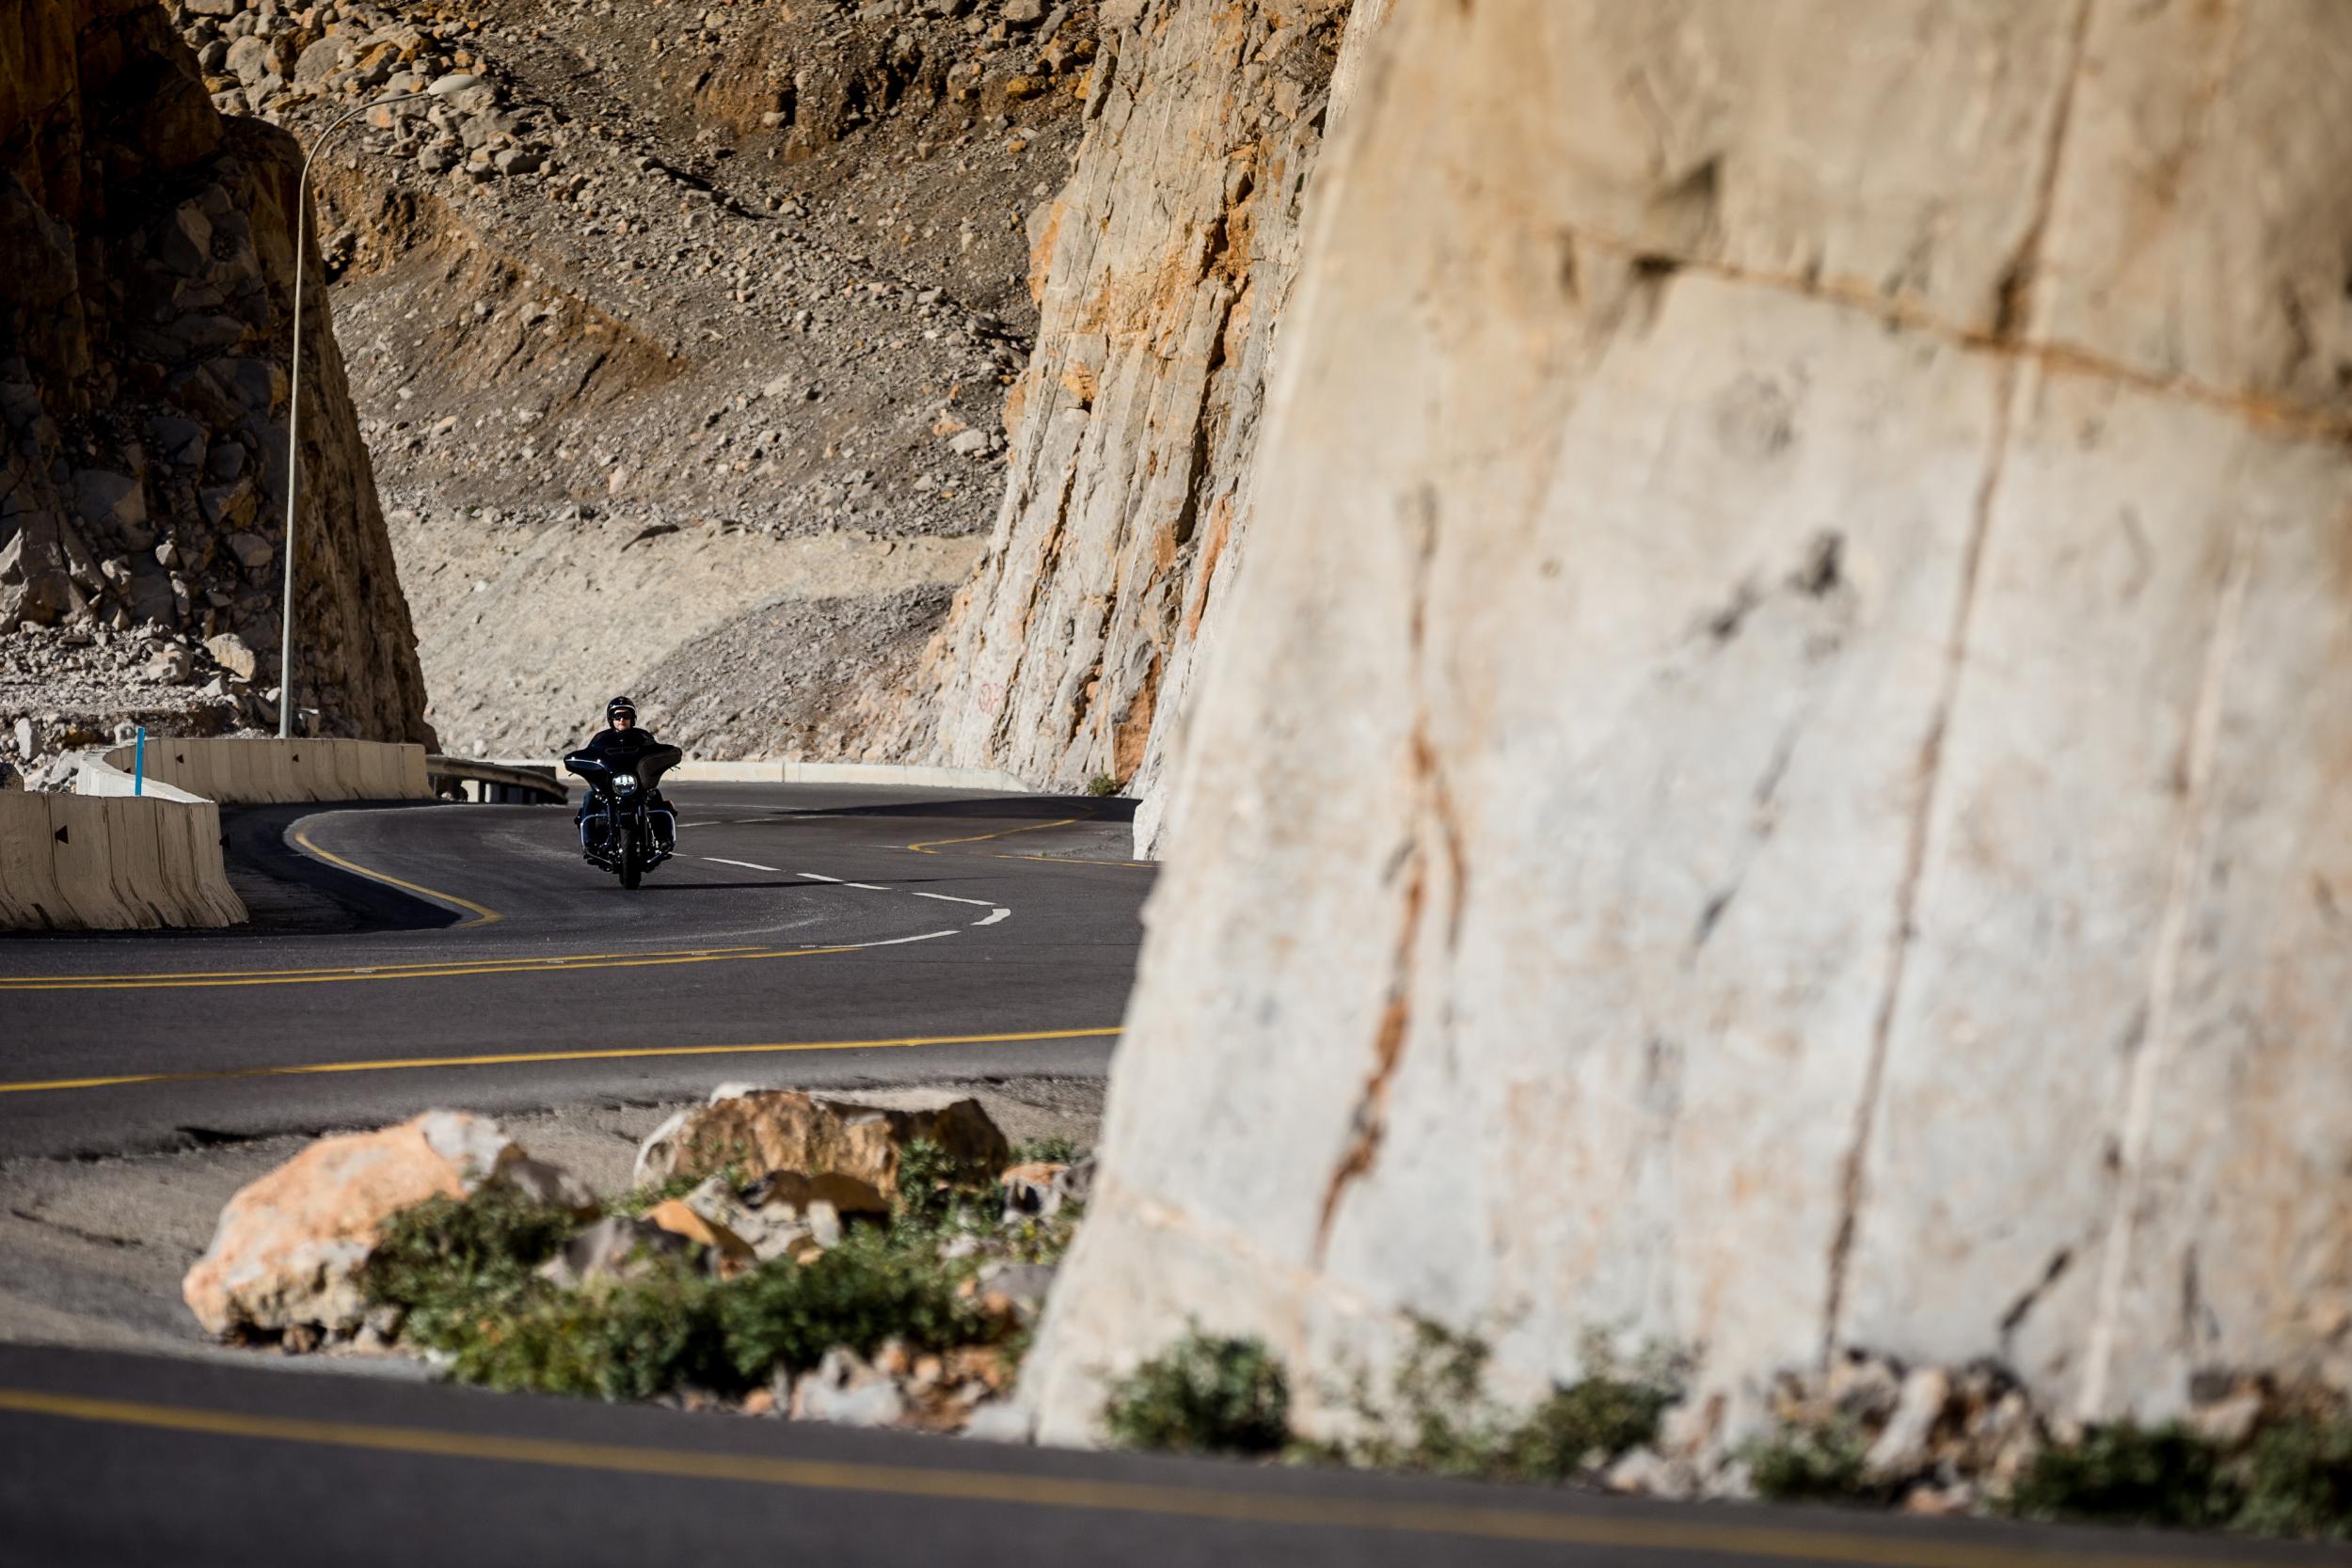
[2, 783, 1146, 1161]
[6, 1344, 2342, 1568]
[4, 787, 2338, 1567]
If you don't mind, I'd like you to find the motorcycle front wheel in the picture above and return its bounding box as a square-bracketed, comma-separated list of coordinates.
[620, 827, 644, 890]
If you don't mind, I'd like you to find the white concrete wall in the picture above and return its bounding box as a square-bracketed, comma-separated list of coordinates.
[1, 774, 246, 929]
[104, 737, 434, 804]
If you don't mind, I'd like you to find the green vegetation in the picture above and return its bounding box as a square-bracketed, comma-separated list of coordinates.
[716, 1229, 989, 1380]
[1103, 1320, 1677, 1476]
[1104, 1331, 1293, 1455]
[361, 1173, 1005, 1402]
[360, 1186, 575, 1345]
[893, 1137, 999, 1229]
[1746, 1420, 1875, 1503]
[2007, 1412, 2352, 1539]
[1085, 773, 1120, 798]
[1319, 1323, 1677, 1482]
[891, 1136, 1085, 1270]
[1011, 1133, 1087, 1165]
[604, 1171, 707, 1217]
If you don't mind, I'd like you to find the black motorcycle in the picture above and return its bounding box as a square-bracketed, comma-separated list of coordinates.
[563, 753, 679, 889]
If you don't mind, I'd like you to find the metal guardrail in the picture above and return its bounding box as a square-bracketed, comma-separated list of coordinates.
[425, 755, 569, 804]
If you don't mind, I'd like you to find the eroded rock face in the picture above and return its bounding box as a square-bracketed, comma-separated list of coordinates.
[633, 1087, 1010, 1209]
[183, 1111, 528, 1337]
[0, 0, 431, 744]
[882, 0, 1389, 845]
[1025, 0, 2352, 1446]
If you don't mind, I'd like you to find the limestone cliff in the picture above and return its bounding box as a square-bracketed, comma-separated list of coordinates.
[1027, 0, 2352, 1445]
[0, 0, 430, 751]
[882, 0, 1387, 843]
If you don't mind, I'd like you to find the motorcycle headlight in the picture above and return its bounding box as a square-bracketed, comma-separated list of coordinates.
[615, 773, 641, 794]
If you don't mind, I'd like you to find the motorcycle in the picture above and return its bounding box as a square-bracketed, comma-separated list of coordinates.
[563, 753, 678, 889]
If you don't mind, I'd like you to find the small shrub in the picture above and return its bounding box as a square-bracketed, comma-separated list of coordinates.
[1105, 1332, 1292, 1455]
[1085, 774, 1120, 798]
[440, 1267, 732, 1401]
[2007, 1422, 2228, 1528]
[2236, 1412, 2352, 1539]
[717, 1235, 989, 1383]
[607, 1171, 705, 1217]
[361, 1185, 575, 1331]
[1322, 1322, 1676, 1482]
[1748, 1421, 1874, 1503]
[894, 1137, 996, 1230]
[1502, 1373, 1675, 1481]
[1012, 1134, 1086, 1165]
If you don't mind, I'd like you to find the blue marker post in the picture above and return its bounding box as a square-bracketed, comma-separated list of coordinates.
[134, 726, 145, 797]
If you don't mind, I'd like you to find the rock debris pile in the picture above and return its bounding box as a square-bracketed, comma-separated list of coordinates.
[184, 1092, 1092, 1436]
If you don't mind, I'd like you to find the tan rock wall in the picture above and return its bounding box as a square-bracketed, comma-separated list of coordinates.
[0, 0, 431, 742]
[1025, 0, 2352, 1444]
[882, 0, 1381, 832]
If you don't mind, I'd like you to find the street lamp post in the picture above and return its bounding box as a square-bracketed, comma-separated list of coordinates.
[278, 74, 480, 738]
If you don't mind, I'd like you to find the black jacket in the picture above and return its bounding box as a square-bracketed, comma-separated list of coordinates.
[564, 726, 682, 787]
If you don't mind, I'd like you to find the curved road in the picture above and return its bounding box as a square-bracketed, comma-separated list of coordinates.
[1, 789, 2332, 1568]
[3, 783, 1146, 1160]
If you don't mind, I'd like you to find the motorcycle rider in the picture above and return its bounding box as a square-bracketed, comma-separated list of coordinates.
[564, 696, 682, 847]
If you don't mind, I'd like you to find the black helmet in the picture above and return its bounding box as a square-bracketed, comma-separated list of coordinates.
[606, 695, 638, 725]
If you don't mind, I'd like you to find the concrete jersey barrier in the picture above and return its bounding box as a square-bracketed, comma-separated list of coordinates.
[0, 756, 247, 929]
[103, 737, 434, 805]
[489, 756, 1037, 794]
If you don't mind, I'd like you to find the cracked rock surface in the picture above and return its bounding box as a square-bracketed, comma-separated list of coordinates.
[162, 0, 1095, 759]
[1, 0, 434, 772]
[1023, 0, 2352, 1449]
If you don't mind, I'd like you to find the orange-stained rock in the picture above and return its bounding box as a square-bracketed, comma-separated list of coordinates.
[632, 1088, 1009, 1207]
[644, 1198, 755, 1277]
[182, 1111, 525, 1338]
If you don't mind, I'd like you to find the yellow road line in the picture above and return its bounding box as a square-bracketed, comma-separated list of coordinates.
[0, 1388, 2266, 1568]
[904, 817, 1084, 853]
[0, 942, 869, 992]
[902, 814, 1152, 870]
[0, 1025, 1120, 1095]
[293, 825, 504, 927]
[0, 944, 768, 987]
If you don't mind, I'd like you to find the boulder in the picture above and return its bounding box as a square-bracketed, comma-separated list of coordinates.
[632, 1087, 1009, 1208]
[202, 630, 257, 679]
[791, 1347, 907, 1426]
[224, 34, 272, 87]
[159, 202, 213, 275]
[683, 1173, 826, 1262]
[644, 1197, 755, 1276]
[537, 1214, 696, 1290]
[997, 1160, 1064, 1222]
[183, 1111, 530, 1337]
[72, 471, 146, 536]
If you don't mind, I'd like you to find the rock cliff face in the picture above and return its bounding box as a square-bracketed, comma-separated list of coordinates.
[163, 0, 1097, 761]
[0, 0, 431, 752]
[1027, 0, 2352, 1445]
[882, 0, 1387, 837]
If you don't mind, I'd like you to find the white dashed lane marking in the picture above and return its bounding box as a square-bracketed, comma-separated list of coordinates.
[701, 860, 1010, 931]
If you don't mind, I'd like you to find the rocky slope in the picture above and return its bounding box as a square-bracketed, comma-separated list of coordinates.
[0, 0, 432, 768]
[1025, 0, 2352, 1455]
[166, 0, 1097, 759]
[879, 0, 1388, 844]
